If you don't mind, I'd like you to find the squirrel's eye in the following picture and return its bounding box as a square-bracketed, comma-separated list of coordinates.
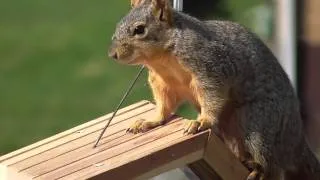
[133, 25, 145, 36]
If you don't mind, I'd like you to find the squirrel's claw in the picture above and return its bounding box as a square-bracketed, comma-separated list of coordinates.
[126, 119, 145, 134]
[197, 119, 213, 132]
[183, 119, 214, 135]
[246, 171, 264, 180]
[126, 119, 160, 134]
[183, 120, 200, 135]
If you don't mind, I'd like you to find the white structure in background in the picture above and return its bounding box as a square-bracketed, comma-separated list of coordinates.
[173, 0, 183, 12]
[276, 0, 297, 89]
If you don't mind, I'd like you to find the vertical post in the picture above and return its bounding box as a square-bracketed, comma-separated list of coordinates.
[173, 0, 183, 12]
[276, 0, 297, 89]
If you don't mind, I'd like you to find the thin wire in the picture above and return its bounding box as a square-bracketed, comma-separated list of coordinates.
[93, 65, 145, 148]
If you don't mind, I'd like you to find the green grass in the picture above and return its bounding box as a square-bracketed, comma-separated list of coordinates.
[0, 0, 139, 154]
[0, 0, 265, 155]
[0, 0, 199, 154]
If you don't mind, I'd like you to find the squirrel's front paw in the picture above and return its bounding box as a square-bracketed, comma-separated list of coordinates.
[183, 120, 200, 134]
[183, 119, 213, 135]
[126, 119, 159, 134]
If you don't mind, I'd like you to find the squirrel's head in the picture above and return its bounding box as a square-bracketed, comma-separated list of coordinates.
[108, 0, 173, 65]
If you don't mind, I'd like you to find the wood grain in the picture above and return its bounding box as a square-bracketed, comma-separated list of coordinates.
[1, 100, 249, 180]
[0, 100, 150, 163]
[30, 118, 184, 178]
[12, 107, 156, 171]
[134, 150, 203, 180]
[204, 132, 249, 180]
[68, 131, 209, 180]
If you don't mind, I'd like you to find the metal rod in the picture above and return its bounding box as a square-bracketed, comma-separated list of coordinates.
[93, 65, 145, 148]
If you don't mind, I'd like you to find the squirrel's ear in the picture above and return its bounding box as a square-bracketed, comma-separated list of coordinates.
[131, 0, 152, 8]
[131, 0, 143, 7]
[151, 0, 173, 25]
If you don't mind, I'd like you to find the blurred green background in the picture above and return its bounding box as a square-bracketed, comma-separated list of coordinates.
[0, 0, 269, 154]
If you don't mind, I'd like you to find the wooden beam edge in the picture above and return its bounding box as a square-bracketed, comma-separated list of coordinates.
[133, 150, 203, 180]
[203, 132, 249, 180]
[0, 164, 32, 180]
[188, 159, 221, 180]
[0, 100, 152, 163]
[88, 130, 210, 180]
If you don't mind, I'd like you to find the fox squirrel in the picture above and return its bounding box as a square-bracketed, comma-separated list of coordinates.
[108, 0, 320, 179]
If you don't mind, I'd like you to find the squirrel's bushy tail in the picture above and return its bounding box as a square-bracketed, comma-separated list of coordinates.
[302, 140, 320, 179]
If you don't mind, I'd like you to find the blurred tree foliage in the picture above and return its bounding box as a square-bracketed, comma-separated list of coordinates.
[183, 0, 230, 20]
[183, 0, 266, 27]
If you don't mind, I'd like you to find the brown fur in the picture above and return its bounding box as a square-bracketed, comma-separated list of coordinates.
[117, 0, 245, 174]
[130, 0, 144, 7]
[126, 0, 230, 144]
[127, 50, 215, 133]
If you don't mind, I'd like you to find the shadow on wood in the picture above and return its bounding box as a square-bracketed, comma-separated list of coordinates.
[0, 100, 248, 180]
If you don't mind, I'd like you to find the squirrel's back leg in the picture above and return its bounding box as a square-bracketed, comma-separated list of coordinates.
[217, 102, 266, 180]
[237, 99, 300, 180]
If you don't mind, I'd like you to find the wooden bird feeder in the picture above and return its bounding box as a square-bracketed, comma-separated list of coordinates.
[0, 100, 249, 180]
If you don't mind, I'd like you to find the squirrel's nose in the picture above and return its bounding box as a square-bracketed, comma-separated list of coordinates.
[108, 50, 118, 60]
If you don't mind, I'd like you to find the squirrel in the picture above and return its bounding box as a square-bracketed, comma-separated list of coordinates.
[108, 0, 320, 179]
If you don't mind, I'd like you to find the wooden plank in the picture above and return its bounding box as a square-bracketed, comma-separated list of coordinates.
[63, 131, 210, 180]
[27, 118, 181, 177]
[0, 100, 150, 162]
[1, 100, 250, 180]
[204, 132, 249, 180]
[33, 119, 186, 179]
[0, 165, 32, 180]
[2, 101, 154, 166]
[133, 150, 203, 180]
[4, 104, 155, 167]
[10, 108, 156, 171]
